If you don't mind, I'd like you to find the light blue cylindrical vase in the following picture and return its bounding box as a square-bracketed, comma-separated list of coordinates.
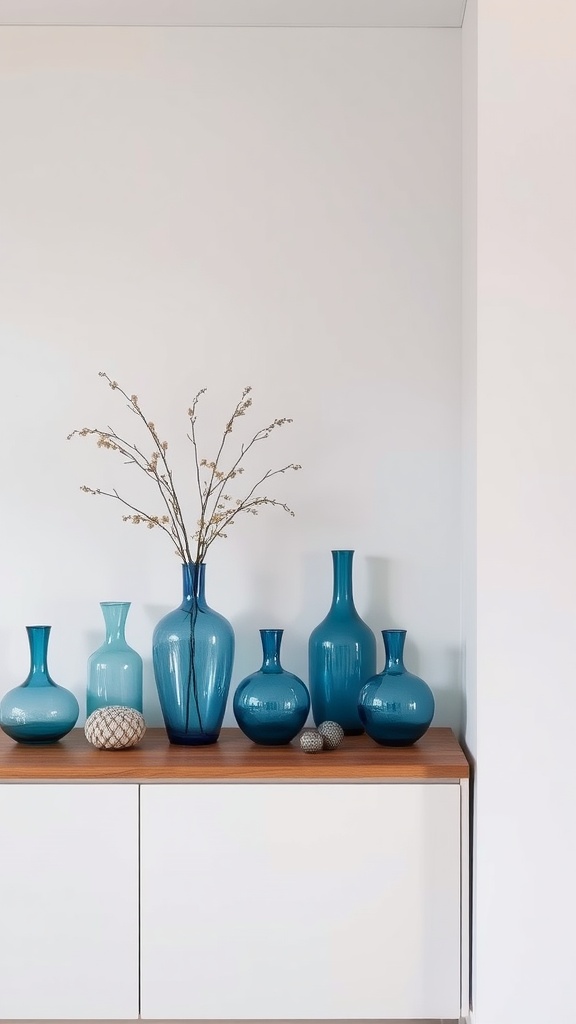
[87, 602, 143, 716]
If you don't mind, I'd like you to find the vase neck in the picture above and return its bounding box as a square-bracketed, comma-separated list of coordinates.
[383, 629, 407, 673]
[260, 629, 283, 673]
[181, 562, 207, 611]
[100, 602, 129, 643]
[330, 550, 356, 611]
[26, 625, 53, 685]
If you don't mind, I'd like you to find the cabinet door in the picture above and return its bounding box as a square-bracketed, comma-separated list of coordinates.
[0, 784, 139, 1019]
[140, 783, 461, 1020]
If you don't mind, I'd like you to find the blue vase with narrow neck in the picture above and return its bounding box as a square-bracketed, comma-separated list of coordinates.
[308, 550, 376, 734]
[152, 563, 235, 745]
[87, 602, 143, 716]
[233, 629, 310, 745]
[0, 626, 79, 744]
[358, 629, 435, 746]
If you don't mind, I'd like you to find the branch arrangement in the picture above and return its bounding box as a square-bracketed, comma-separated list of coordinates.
[68, 373, 301, 564]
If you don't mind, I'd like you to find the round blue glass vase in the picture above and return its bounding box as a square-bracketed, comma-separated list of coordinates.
[152, 562, 235, 745]
[308, 550, 376, 734]
[0, 625, 80, 744]
[233, 629, 310, 745]
[358, 629, 435, 746]
[87, 602, 143, 716]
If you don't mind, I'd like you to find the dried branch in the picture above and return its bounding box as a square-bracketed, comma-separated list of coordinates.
[68, 374, 301, 564]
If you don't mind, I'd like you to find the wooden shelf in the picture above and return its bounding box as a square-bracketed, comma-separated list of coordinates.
[0, 726, 469, 781]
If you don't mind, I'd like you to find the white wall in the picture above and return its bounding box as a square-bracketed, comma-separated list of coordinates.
[461, 0, 477, 756]
[461, 0, 477, 1015]
[0, 27, 461, 728]
[465, 1, 576, 1021]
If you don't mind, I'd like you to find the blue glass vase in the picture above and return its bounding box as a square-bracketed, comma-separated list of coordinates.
[152, 562, 234, 745]
[87, 602, 143, 716]
[233, 629, 310, 745]
[0, 625, 80, 744]
[358, 629, 435, 746]
[308, 550, 376, 734]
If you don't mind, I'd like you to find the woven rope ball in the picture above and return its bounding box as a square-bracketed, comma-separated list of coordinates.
[299, 729, 324, 753]
[85, 706, 146, 750]
[318, 720, 345, 750]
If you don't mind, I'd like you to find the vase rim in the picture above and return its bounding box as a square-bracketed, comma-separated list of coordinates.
[26, 624, 51, 630]
[331, 548, 354, 554]
[382, 627, 407, 635]
[100, 600, 131, 606]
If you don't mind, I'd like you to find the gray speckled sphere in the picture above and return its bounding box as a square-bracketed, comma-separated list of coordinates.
[299, 730, 324, 753]
[318, 720, 345, 750]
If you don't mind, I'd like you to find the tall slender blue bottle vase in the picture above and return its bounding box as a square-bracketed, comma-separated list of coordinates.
[0, 625, 79, 744]
[87, 602, 143, 716]
[308, 550, 376, 734]
[152, 562, 235, 745]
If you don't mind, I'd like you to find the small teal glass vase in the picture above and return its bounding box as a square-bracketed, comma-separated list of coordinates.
[358, 629, 435, 746]
[233, 629, 310, 745]
[308, 550, 376, 734]
[87, 602, 143, 716]
[152, 562, 234, 746]
[0, 625, 80, 744]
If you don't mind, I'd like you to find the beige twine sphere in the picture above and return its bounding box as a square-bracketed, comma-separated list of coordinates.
[85, 706, 146, 749]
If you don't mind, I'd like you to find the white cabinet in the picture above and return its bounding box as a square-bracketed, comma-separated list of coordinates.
[0, 784, 139, 1020]
[140, 782, 462, 1020]
[0, 728, 468, 1022]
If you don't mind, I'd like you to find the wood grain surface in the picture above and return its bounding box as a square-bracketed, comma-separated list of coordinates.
[0, 726, 469, 780]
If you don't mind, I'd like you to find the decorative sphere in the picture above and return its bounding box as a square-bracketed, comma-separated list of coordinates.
[300, 730, 324, 753]
[318, 720, 344, 750]
[85, 706, 146, 749]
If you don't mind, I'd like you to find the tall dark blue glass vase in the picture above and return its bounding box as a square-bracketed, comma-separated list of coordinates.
[308, 550, 376, 734]
[358, 629, 435, 746]
[233, 629, 310, 745]
[0, 626, 79, 744]
[152, 563, 235, 745]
